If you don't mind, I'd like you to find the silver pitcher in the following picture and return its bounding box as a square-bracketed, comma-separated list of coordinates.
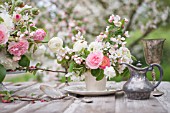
[121, 62, 163, 100]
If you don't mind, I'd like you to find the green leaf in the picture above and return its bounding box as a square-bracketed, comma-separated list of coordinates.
[108, 25, 114, 31]
[32, 70, 37, 75]
[68, 61, 75, 72]
[30, 26, 37, 31]
[33, 44, 38, 53]
[112, 75, 123, 82]
[96, 73, 104, 81]
[35, 62, 41, 67]
[0, 64, 6, 83]
[18, 55, 30, 67]
[91, 69, 100, 77]
[131, 55, 137, 61]
[91, 69, 104, 81]
[21, 27, 26, 33]
[0, 17, 4, 23]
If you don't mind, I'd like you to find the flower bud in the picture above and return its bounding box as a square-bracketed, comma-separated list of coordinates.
[15, 0, 25, 8]
[13, 14, 22, 22]
[31, 8, 39, 15]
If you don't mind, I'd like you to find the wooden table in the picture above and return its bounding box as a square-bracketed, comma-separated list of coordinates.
[0, 81, 170, 113]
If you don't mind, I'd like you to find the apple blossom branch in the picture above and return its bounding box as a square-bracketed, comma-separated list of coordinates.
[129, 21, 163, 49]
[7, 66, 67, 74]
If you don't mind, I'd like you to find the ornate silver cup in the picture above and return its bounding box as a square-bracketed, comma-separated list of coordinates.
[142, 38, 165, 97]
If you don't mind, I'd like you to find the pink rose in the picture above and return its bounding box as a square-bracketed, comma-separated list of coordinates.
[86, 51, 104, 69]
[0, 24, 8, 44]
[99, 56, 110, 69]
[33, 29, 46, 41]
[8, 40, 29, 57]
[13, 14, 22, 22]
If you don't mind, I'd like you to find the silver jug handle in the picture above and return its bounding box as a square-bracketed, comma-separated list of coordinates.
[148, 63, 163, 89]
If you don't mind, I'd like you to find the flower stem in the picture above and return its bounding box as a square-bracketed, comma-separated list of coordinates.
[10, 0, 15, 15]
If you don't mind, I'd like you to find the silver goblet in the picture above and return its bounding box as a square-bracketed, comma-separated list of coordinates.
[142, 38, 165, 97]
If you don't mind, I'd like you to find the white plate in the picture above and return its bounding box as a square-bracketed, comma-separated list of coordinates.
[63, 85, 119, 96]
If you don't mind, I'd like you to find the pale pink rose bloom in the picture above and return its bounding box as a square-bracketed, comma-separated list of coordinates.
[86, 51, 104, 69]
[13, 14, 22, 22]
[0, 24, 8, 44]
[33, 29, 46, 41]
[8, 40, 29, 57]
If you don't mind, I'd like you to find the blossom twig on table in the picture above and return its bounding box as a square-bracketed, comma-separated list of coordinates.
[7, 66, 67, 74]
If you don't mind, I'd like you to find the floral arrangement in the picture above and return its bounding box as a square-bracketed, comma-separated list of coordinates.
[0, 1, 46, 82]
[48, 14, 133, 81]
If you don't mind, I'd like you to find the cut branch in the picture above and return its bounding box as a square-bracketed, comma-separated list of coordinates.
[125, 0, 144, 31]
[128, 28, 153, 48]
[7, 67, 67, 74]
[97, 0, 108, 9]
[129, 21, 162, 49]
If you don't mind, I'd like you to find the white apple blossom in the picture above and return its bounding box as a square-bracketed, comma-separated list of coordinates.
[104, 66, 116, 79]
[106, 26, 110, 33]
[113, 15, 121, 27]
[124, 18, 129, 23]
[65, 56, 70, 60]
[96, 33, 107, 42]
[124, 31, 130, 38]
[88, 41, 103, 52]
[48, 37, 63, 52]
[71, 31, 84, 41]
[117, 65, 126, 74]
[57, 56, 63, 61]
[58, 48, 67, 57]
[73, 40, 88, 52]
[111, 35, 125, 45]
[34, 45, 46, 57]
[114, 21, 122, 27]
[108, 14, 115, 23]
[103, 42, 111, 50]
[0, 11, 14, 30]
[114, 15, 121, 22]
[71, 75, 81, 81]
[22, 14, 29, 21]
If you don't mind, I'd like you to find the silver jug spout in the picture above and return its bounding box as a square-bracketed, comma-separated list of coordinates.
[120, 62, 148, 71]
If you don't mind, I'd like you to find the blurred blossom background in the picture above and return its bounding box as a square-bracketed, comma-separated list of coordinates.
[3, 0, 170, 82]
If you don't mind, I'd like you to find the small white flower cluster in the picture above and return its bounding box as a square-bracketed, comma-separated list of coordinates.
[88, 41, 103, 52]
[56, 47, 74, 61]
[96, 33, 107, 42]
[71, 31, 85, 42]
[73, 40, 88, 52]
[108, 14, 121, 27]
[104, 66, 116, 79]
[72, 55, 83, 64]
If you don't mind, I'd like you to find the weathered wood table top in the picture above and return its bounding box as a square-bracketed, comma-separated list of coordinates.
[0, 81, 170, 113]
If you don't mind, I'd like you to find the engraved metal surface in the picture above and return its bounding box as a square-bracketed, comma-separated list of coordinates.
[142, 39, 165, 64]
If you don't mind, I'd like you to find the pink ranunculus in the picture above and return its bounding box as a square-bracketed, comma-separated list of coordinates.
[99, 56, 111, 69]
[13, 14, 22, 22]
[33, 29, 46, 41]
[86, 51, 104, 69]
[0, 24, 8, 44]
[8, 40, 29, 57]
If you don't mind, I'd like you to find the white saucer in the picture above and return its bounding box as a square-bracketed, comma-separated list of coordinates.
[63, 85, 118, 96]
